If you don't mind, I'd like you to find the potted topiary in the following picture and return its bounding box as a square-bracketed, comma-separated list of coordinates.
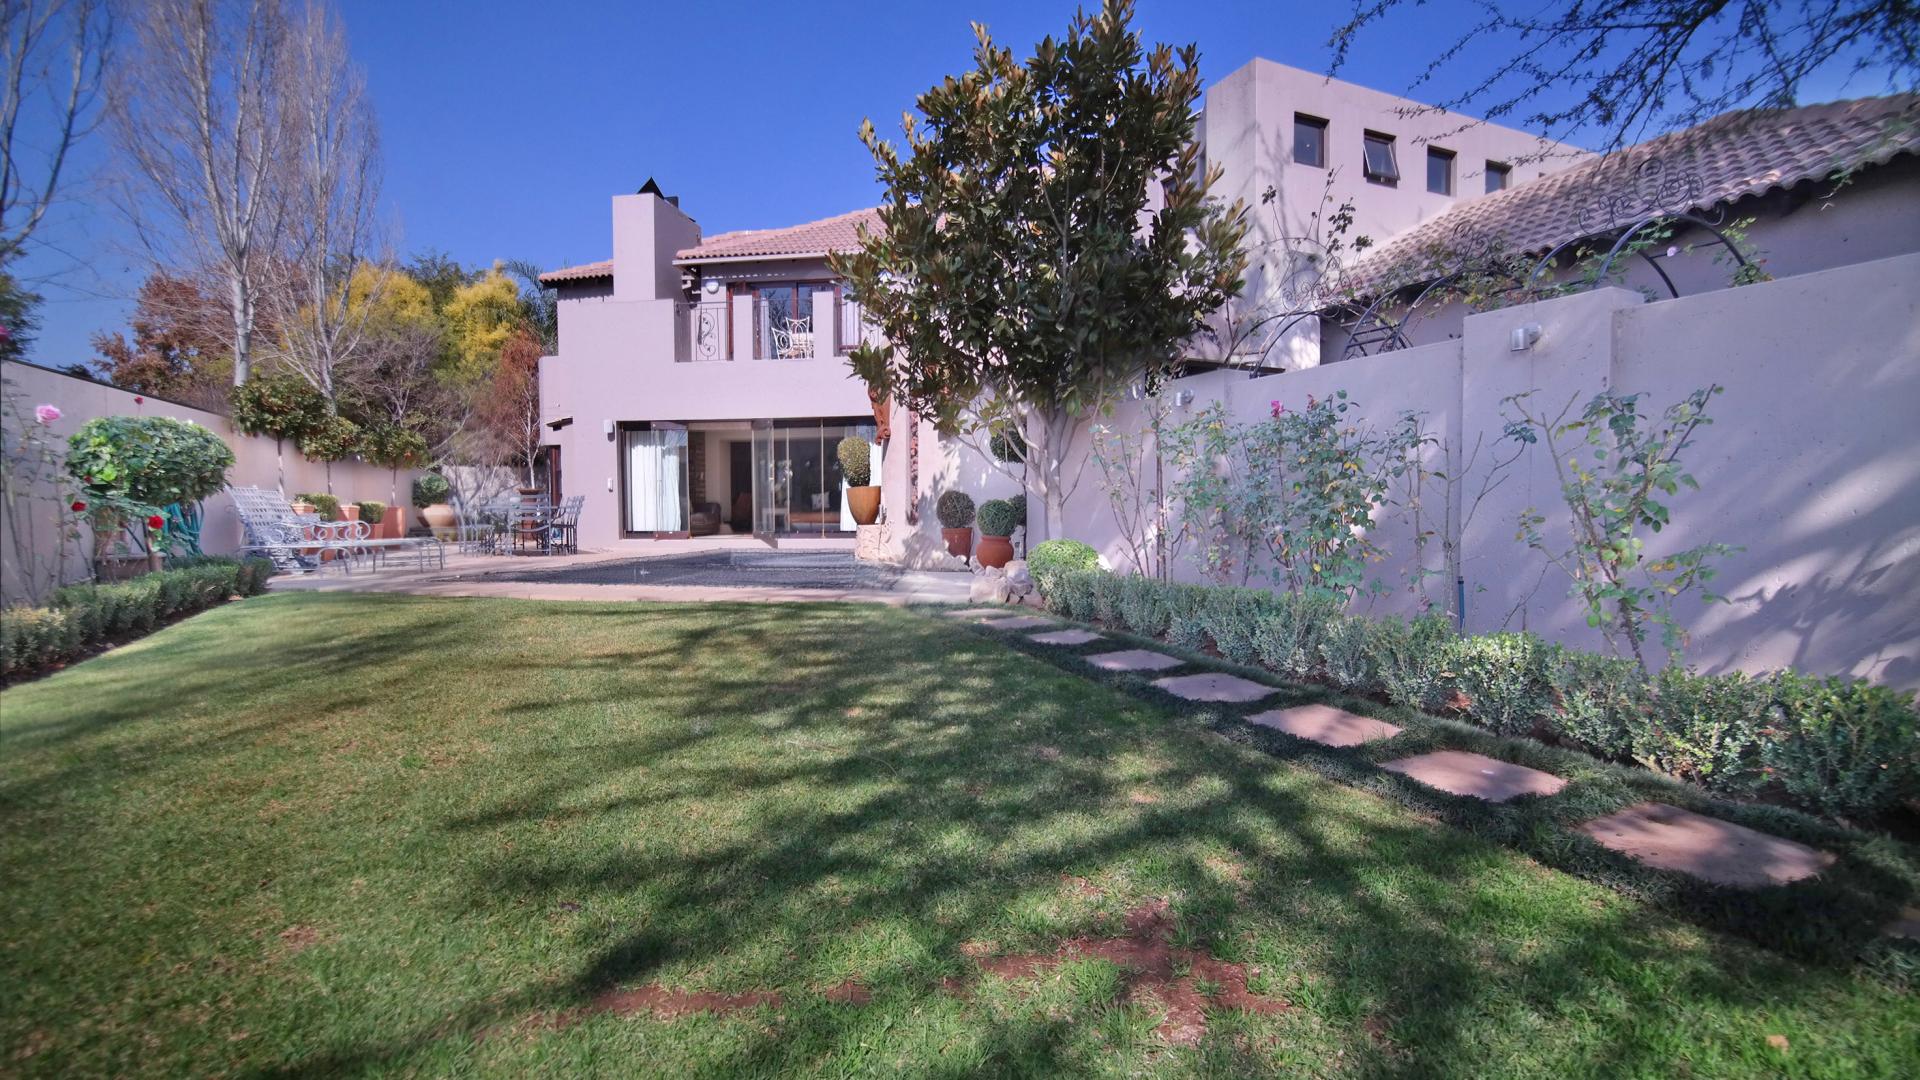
[976, 497, 1017, 569]
[936, 490, 975, 562]
[413, 473, 453, 537]
[838, 435, 880, 525]
[355, 500, 387, 536]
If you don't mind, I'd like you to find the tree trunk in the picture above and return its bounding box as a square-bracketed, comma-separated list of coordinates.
[231, 275, 252, 385]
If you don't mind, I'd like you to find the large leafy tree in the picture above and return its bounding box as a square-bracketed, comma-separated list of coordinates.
[833, 0, 1248, 540]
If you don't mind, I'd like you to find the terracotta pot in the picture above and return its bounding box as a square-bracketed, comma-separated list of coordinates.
[846, 486, 881, 526]
[290, 500, 316, 516]
[340, 503, 360, 521]
[420, 503, 455, 530]
[942, 526, 974, 561]
[976, 534, 1014, 569]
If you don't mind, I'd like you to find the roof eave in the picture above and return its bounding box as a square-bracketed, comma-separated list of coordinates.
[672, 249, 843, 266]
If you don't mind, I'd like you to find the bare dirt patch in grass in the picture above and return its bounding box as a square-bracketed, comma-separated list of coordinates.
[963, 900, 1288, 1046]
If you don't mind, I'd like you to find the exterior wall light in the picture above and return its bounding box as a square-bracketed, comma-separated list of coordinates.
[1509, 323, 1542, 352]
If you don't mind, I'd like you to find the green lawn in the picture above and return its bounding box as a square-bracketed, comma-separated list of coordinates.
[1, 593, 1914, 1077]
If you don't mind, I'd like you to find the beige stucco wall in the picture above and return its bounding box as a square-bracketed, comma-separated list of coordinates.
[902, 251, 1920, 689]
[2, 361, 422, 605]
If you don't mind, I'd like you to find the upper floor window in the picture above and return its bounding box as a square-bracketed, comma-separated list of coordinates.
[1426, 147, 1455, 195]
[1362, 131, 1399, 184]
[1485, 161, 1512, 192]
[751, 282, 818, 359]
[1293, 114, 1327, 168]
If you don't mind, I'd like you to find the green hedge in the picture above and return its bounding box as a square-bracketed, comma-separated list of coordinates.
[1037, 569, 1920, 819]
[0, 557, 274, 682]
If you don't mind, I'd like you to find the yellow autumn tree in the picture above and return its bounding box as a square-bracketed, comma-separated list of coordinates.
[440, 266, 522, 385]
[346, 264, 435, 331]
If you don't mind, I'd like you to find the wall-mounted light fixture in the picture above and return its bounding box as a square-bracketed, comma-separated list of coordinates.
[1509, 323, 1542, 352]
[702, 278, 722, 296]
[1171, 389, 1196, 407]
[602, 418, 615, 438]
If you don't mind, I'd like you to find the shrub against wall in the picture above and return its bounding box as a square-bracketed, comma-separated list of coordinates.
[0, 557, 273, 682]
[1034, 568, 1920, 819]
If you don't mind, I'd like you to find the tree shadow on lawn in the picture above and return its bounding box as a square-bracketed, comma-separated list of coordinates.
[238, 605, 1907, 1077]
[6, 594, 1905, 1076]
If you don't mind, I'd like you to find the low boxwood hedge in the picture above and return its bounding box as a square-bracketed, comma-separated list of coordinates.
[1037, 569, 1920, 821]
[0, 557, 274, 683]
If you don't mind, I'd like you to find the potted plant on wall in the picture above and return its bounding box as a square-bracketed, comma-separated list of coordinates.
[937, 490, 975, 562]
[976, 498, 1017, 569]
[413, 472, 453, 538]
[838, 435, 880, 525]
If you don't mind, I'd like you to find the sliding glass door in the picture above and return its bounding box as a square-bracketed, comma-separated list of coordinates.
[620, 424, 689, 537]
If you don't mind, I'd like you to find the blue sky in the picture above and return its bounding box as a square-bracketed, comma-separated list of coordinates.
[10, 0, 1893, 367]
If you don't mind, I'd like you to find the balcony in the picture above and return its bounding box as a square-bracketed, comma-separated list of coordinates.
[674, 288, 870, 362]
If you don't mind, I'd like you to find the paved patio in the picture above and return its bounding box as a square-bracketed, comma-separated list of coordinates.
[269, 542, 973, 604]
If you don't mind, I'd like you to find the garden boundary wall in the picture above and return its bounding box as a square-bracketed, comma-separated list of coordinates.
[2, 362, 425, 606]
[895, 250, 1920, 689]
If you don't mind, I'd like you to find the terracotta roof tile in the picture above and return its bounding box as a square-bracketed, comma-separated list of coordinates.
[675, 207, 883, 263]
[538, 259, 612, 284]
[1346, 94, 1920, 292]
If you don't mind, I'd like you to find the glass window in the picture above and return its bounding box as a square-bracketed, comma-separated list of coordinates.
[1426, 147, 1455, 195]
[1292, 114, 1327, 168]
[1485, 161, 1512, 193]
[1362, 132, 1399, 183]
[753, 283, 819, 358]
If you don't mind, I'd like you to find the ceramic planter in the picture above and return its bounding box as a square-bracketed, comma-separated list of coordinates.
[942, 526, 974, 562]
[420, 502, 455, 532]
[976, 534, 1014, 569]
[847, 486, 881, 526]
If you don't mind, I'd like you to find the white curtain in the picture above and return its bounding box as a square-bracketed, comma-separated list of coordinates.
[624, 429, 687, 533]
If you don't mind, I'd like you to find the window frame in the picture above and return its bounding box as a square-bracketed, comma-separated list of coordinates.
[1361, 131, 1399, 184]
[1426, 146, 1455, 195]
[1292, 113, 1328, 168]
[1485, 160, 1512, 193]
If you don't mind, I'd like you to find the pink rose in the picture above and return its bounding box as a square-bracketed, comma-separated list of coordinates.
[34, 404, 61, 424]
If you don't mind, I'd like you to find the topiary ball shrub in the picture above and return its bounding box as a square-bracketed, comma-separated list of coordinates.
[1007, 493, 1027, 528]
[1029, 538, 1100, 580]
[977, 498, 1018, 538]
[412, 473, 450, 509]
[836, 435, 872, 487]
[355, 500, 386, 524]
[988, 425, 1026, 463]
[295, 493, 342, 521]
[936, 490, 975, 529]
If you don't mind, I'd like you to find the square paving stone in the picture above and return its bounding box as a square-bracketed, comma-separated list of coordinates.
[1381, 750, 1567, 802]
[1030, 628, 1103, 646]
[944, 607, 1010, 618]
[1152, 672, 1276, 704]
[979, 615, 1055, 631]
[1248, 704, 1402, 747]
[1576, 802, 1836, 889]
[1084, 649, 1184, 673]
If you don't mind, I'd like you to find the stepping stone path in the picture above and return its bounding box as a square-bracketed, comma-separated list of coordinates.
[944, 608, 1012, 619]
[1381, 750, 1567, 802]
[980, 615, 1055, 631]
[1152, 672, 1276, 704]
[1085, 649, 1184, 673]
[1030, 628, 1103, 646]
[1248, 704, 1401, 747]
[1577, 802, 1836, 889]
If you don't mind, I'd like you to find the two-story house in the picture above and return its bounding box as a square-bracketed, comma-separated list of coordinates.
[538, 188, 882, 549]
[536, 59, 1576, 554]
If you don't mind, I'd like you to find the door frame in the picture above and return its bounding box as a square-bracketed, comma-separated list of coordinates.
[615, 422, 693, 540]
